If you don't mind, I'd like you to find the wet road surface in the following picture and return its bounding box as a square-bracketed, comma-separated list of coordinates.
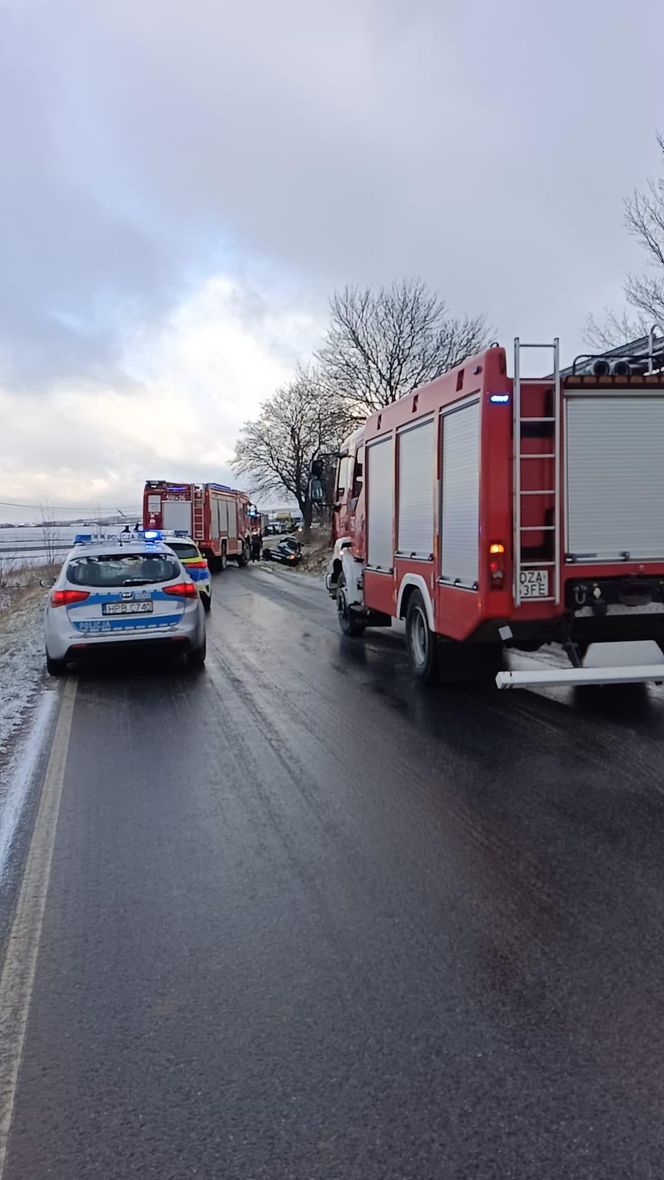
[4, 565, 664, 1178]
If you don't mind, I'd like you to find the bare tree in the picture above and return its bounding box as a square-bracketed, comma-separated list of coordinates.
[40, 506, 59, 567]
[233, 368, 348, 529]
[584, 307, 648, 351]
[623, 138, 664, 326]
[0, 554, 18, 592]
[587, 134, 664, 347]
[317, 279, 486, 416]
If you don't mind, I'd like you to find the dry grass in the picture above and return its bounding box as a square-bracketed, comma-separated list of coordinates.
[0, 564, 55, 619]
[297, 533, 333, 576]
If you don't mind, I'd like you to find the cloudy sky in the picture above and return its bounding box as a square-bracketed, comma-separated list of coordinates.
[0, 0, 661, 521]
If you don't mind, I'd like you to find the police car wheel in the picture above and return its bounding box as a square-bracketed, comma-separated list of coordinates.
[189, 639, 206, 668]
[46, 654, 66, 677]
[202, 593, 212, 612]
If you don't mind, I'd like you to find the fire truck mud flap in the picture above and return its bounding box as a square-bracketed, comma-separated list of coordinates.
[496, 665, 664, 690]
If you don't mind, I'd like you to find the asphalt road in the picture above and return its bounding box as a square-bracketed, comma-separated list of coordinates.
[4, 565, 664, 1178]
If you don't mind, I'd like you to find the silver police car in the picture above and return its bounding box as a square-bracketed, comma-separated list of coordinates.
[43, 533, 206, 675]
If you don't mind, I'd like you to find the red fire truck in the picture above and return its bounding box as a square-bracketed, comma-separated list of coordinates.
[143, 481, 252, 571]
[326, 334, 664, 689]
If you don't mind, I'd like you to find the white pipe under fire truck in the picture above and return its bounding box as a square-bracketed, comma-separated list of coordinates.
[143, 481, 252, 572]
[325, 333, 664, 690]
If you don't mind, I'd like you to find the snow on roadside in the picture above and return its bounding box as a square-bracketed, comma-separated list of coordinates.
[0, 690, 58, 891]
[0, 571, 59, 891]
[0, 580, 46, 754]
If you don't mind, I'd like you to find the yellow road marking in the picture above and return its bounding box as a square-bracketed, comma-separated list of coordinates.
[0, 678, 77, 1177]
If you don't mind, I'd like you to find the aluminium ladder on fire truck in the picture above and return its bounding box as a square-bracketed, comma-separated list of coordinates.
[513, 338, 561, 609]
[192, 486, 205, 543]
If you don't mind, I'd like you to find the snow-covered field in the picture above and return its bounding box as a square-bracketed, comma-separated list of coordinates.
[0, 525, 78, 570]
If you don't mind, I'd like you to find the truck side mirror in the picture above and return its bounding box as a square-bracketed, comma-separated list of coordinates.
[309, 477, 325, 503]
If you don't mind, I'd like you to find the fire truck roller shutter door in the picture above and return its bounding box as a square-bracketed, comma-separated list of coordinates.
[219, 499, 229, 535]
[162, 500, 192, 533]
[397, 418, 434, 558]
[228, 499, 238, 540]
[367, 436, 394, 571]
[441, 399, 480, 588]
[566, 395, 664, 562]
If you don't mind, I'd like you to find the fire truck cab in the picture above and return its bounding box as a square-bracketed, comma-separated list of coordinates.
[327, 335, 664, 690]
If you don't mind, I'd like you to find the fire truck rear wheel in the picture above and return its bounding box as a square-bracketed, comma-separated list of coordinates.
[236, 541, 250, 567]
[337, 573, 365, 638]
[220, 544, 228, 571]
[406, 591, 438, 682]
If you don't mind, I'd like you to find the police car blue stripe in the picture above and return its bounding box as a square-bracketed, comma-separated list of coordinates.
[72, 614, 184, 634]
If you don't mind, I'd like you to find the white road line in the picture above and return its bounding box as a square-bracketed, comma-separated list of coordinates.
[0, 678, 77, 1177]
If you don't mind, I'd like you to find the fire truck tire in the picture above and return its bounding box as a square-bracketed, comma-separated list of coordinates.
[406, 591, 438, 681]
[337, 573, 365, 638]
[220, 544, 228, 571]
[236, 541, 250, 567]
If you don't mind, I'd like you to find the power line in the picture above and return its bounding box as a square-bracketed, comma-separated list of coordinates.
[0, 499, 140, 512]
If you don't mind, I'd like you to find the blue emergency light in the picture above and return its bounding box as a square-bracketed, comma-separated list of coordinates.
[489, 393, 510, 404]
[143, 529, 164, 540]
[74, 531, 134, 545]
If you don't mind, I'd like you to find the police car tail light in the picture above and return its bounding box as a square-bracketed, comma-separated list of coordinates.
[163, 582, 197, 599]
[51, 589, 91, 608]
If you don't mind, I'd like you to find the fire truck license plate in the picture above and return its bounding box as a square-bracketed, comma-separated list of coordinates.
[102, 601, 153, 615]
[520, 570, 549, 598]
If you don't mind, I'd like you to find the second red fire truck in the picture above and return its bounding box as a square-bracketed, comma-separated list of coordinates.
[143, 481, 252, 571]
[326, 333, 664, 689]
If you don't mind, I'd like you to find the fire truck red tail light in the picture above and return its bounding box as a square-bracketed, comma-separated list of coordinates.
[50, 589, 91, 607]
[488, 543, 506, 589]
[163, 582, 198, 599]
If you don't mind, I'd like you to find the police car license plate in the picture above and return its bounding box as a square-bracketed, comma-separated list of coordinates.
[519, 570, 549, 598]
[102, 601, 153, 615]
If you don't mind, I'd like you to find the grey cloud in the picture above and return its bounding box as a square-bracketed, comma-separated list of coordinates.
[0, 3, 199, 388]
[48, 0, 662, 354]
[1, 0, 662, 398]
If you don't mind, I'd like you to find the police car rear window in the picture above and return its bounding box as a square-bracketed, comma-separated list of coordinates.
[67, 554, 181, 587]
[167, 543, 199, 559]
